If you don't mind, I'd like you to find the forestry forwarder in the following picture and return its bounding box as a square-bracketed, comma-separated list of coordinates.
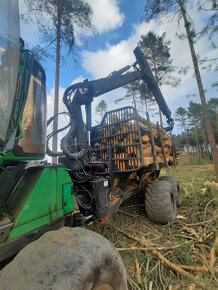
[0, 1, 180, 288]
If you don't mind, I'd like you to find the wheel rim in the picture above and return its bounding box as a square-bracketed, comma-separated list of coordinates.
[177, 184, 180, 194]
[171, 192, 175, 213]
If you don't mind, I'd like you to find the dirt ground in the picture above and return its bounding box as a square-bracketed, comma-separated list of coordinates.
[88, 164, 218, 290]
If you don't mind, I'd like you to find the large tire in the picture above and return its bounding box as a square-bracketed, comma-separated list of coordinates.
[145, 180, 177, 224]
[160, 176, 181, 207]
[0, 227, 128, 290]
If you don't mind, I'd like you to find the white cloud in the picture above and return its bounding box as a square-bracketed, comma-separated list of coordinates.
[47, 87, 67, 119]
[71, 76, 86, 85]
[82, 41, 134, 78]
[88, 0, 125, 33]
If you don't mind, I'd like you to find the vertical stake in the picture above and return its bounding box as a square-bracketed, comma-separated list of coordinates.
[109, 147, 114, 191]
[170, 132, 176, 167]
[157, 122, 168, 168]
[146, 112, 159, 170]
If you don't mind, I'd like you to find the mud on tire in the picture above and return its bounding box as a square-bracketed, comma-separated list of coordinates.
[0, 227, 128, 290]
[145, 179, 177, 224]
[160, 176, 181, 207]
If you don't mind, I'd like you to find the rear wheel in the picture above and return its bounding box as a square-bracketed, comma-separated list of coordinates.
[0, 227, 128, 290]
[160, 176, 181, 207]
[145, 179, 177, 224]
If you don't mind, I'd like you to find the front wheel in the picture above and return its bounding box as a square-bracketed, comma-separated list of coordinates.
[145, 179, 177, 224]
[0, 227, 128, 290]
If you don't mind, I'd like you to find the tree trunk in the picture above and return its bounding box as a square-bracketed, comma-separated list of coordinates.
[179, 0, 218, 180]
[52, 1, 62, 164]
[201, 127, 209, 159]
[193, 120, 200, 157]
[184, 129, 189, 154]
[182, 118, 189, 153]
[144, 99, 148, 114]
[158, 107, 163, 128]
[215, 108, 218, 130]
[132, 90, 137, 110]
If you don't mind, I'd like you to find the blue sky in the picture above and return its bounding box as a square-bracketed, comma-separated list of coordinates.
[19, 0, 217, 133]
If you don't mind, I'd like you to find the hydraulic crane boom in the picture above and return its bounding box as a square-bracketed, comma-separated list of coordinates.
[63, 47, 173, 130]
[47, 46, 174, 159]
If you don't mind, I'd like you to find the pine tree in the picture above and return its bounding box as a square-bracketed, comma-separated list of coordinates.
[174, 107, 189, 153]
[23, 0, 93, 162]
[115, 80, 156, 118]
[197, 0, 218, 47]
[138, 31, 180, 126]
[208, 98, 218, 129]
[115, 81, 141, 110]
[143, 0, 218, 180]
[139, 82, 156, 115]
[187, 101, 202, 156]
[95, 100, 108, 119]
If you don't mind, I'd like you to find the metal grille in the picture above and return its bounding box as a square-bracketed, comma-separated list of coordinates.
[91, 106, 143, 172]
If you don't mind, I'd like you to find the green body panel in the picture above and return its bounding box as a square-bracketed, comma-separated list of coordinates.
[0, 152, 40, 168]
[7, 167, 73, 240]
[0, 5, 76, 251]
[63, 182, 74, 214]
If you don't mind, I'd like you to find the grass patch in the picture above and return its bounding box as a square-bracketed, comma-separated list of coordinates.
[177, 154, 213, 166]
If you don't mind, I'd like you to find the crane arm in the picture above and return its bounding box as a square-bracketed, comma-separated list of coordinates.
[63, 46, 173, 130]
[46, 47, 174, 158]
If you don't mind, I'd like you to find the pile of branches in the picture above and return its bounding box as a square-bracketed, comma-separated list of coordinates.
[89, 193, 217, 289]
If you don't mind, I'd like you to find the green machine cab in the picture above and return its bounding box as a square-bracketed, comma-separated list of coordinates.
[0, 1, 74, 262]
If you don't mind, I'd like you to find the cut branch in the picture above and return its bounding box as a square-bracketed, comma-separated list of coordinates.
[108, 223, 205, 286]
[210, 235, 218, 270]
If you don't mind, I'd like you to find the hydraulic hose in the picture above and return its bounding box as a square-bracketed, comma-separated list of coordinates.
[46, 112, 70, 157]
